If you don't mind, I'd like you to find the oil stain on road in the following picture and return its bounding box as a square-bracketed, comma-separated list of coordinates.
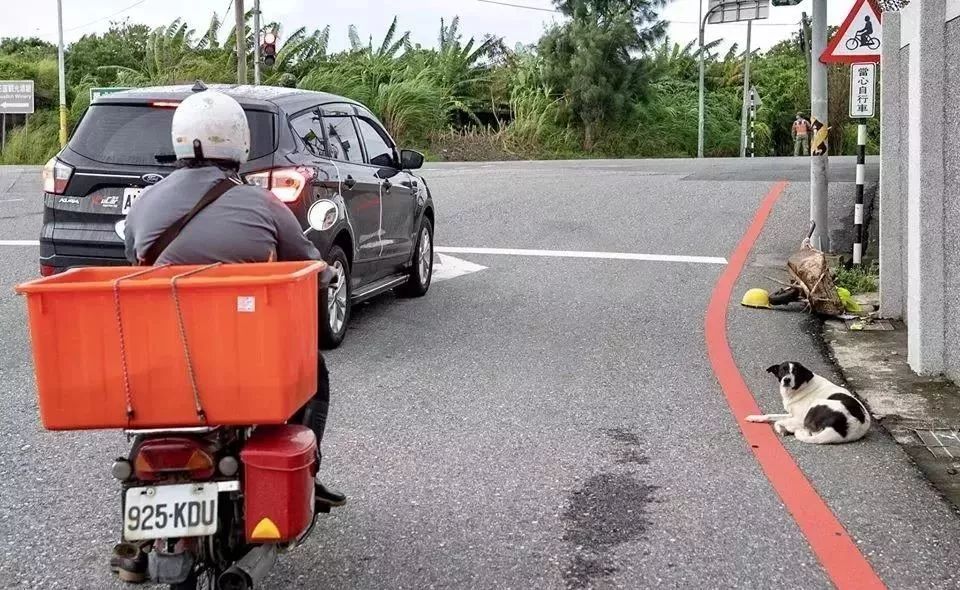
[562, 428, 657, 589]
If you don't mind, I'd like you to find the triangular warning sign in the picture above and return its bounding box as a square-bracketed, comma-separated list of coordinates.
[821, 0, 882, 64]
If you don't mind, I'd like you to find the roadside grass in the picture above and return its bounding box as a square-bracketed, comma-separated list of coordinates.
[834, 262, 879, 294]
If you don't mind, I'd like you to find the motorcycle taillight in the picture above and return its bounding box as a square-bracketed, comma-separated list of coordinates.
[132, 437, 216, 482]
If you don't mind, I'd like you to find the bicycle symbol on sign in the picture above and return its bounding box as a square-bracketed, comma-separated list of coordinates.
[846, 15, 880, 51]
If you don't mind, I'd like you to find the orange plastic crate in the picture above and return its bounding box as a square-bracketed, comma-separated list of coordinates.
[15, 262, 324, 430]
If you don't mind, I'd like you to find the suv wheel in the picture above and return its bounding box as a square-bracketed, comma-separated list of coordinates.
[321, 246, 351, 349]
[399, 218, 433, 298]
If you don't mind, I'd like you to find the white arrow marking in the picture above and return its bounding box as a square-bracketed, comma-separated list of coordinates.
[432, 253, 487, 283]
[0, 102, 30, 109]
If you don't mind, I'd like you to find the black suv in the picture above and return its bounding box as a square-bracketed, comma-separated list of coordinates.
[40, 84, 436, 348]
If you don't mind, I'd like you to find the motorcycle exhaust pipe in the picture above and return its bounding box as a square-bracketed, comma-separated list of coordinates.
[217, 544, 278, 590]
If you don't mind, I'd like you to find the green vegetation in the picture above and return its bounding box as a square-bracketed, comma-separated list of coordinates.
[0, 1, 873, 164]
[834, 262, 879, 295]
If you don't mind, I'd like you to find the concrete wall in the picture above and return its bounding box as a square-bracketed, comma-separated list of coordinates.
[879, 12, 907, 322]
[879, 0, 960, 380]
[945, 17, 960, 382]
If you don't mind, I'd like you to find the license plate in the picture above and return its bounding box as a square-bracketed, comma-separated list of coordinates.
[121, 187, 142, 214]
[124, 483, 219, 541]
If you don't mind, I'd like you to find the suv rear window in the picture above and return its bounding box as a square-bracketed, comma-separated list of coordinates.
[69, 104, 276, 166]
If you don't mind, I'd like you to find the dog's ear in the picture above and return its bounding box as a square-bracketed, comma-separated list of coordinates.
[766, 364, 781, 377]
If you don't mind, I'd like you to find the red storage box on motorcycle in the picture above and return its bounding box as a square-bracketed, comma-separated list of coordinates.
[241, 425, 317, 543]
[15, 262, 324, 430]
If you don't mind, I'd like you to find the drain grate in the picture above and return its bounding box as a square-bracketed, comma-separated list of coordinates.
[914, 429, 960, 458]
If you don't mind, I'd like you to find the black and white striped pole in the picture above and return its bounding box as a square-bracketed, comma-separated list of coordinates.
[749, 89, 756, 158]
[849, 62, 876, 266]
[853, 123, 866, 265]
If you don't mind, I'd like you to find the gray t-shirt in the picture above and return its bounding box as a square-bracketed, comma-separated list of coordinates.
[124, 166, 321, 265]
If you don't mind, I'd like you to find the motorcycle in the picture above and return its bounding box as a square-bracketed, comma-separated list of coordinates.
[111, 423, 323, 589]
[16, 205, 341, 590]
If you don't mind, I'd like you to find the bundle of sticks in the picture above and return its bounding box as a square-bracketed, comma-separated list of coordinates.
[785, 238, 845, 317]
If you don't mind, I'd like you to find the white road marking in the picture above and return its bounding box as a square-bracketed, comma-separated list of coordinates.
[432, 253, 487, 283]
[0, 241, 727, 266]
[435, 246, 727, 265]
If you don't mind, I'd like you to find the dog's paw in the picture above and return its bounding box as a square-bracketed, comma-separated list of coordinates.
[745, 415, 766, 423]
[774, 421, 793, 436]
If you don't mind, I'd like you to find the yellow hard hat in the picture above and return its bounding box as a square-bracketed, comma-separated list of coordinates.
[741, 288, 772, 309]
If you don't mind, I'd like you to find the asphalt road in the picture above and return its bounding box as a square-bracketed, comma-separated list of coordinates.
[2, 157, 958, 590]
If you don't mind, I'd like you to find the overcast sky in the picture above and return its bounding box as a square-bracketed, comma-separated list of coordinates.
[1, 0, 858, 55]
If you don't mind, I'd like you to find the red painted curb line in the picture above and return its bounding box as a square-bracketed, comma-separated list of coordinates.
[704, 180, 886, 590]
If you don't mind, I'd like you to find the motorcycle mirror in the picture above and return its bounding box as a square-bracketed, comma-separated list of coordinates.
[307, 200, 338, 233]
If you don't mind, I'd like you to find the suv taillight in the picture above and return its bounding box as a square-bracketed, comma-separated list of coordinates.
[246, 167, 314, 203]
[132, 437, 216, 482]
[42, 156, 74, 194]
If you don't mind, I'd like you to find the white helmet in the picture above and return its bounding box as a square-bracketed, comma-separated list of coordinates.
[171, 90, 250, 164]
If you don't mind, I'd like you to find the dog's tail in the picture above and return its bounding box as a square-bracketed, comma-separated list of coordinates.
[794, 427, 847, 445]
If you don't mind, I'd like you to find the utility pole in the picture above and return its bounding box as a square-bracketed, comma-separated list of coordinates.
[56, 0, 67, 147]
[801, 12, 812, 94]
[235, 0, 247, 84]
[739, 20, 752, 158]
[253, 0, 261, 85]
[697, 0, 706, 158]
[809, 0, 829, 251]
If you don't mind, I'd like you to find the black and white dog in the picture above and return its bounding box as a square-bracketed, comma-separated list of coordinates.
[746, 361, 870, 444]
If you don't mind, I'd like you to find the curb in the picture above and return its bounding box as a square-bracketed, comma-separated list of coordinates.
[823, 318, 960, 512]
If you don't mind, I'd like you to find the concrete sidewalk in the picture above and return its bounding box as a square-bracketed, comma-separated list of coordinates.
[727, 180, 960, 587]
[826, 318, 960, 511]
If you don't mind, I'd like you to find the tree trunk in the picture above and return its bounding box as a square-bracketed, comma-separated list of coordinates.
[583, 122, 594, 152]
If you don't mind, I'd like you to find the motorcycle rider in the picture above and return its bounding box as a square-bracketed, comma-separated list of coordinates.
[123, 89, 345, 508]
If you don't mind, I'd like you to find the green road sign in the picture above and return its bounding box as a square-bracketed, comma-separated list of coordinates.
[90, 87, 132, 102]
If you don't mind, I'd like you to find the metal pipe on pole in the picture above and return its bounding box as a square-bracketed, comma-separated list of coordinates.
[739, 20, 752, 158]
[56, 0, 68, 148]
[253, 0, 261, 85]
[809, 0, 829, 251]
[235, 0, 247, 84]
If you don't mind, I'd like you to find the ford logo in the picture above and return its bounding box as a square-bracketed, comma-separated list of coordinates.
[141, 173, 164, 184]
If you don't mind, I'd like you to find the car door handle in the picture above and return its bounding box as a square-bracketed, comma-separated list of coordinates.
[343, 175, 356, 190]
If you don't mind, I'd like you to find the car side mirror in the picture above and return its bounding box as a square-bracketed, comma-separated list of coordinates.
[400, 149, 424, 170]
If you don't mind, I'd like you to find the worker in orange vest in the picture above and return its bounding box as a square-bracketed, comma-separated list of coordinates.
[792, 113, 811, 156]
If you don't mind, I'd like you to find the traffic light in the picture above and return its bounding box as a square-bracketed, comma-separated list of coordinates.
[771, 0, 803, 5]
[261, 31, 277, 67]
